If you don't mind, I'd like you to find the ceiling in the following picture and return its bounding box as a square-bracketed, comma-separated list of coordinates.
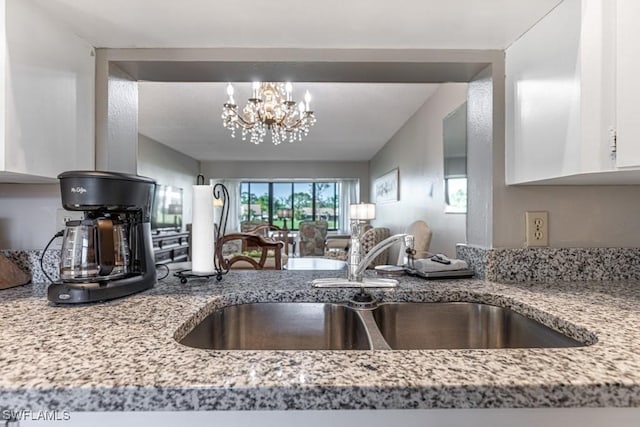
[30, 0, 562, 50]
[30, 0, 564, 162]
[138, 82, 440, 161]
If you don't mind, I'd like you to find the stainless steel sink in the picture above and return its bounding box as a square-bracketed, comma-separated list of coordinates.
[178, 301, 587, 351]
[179, 303, 370, 350]
[372, 302, 585, 349]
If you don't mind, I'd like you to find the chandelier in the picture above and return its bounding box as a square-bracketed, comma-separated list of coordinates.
[221, 82, 316, 145]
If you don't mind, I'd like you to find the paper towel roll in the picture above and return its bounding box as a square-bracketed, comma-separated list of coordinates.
[191, 185, 216, 274]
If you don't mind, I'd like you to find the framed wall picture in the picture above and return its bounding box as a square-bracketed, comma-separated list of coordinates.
[374, 168, 399, 203]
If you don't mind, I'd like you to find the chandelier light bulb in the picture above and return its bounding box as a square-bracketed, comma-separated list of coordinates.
[298, 101, 305, 115]
[252, 81, 260, 98]
[304, 90, 311, 110]
[285, 82, 293, 101]
[226, 83, 234, 97]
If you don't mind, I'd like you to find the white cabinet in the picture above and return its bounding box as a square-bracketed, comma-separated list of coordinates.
[506, 0, 640, 185]
[0, 0, 95, 183]
[615, 0, 640, 168]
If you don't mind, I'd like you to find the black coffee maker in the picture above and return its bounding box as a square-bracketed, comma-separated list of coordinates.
[48, 171, 157, 304]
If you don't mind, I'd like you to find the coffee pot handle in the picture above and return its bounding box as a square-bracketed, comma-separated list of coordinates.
[96, 218, 115, 276]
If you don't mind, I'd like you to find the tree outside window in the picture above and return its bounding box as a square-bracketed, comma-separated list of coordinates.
[240, 181, 339, 230]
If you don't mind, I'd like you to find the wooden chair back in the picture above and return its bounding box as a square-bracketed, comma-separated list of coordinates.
[217, 232, 283, 270]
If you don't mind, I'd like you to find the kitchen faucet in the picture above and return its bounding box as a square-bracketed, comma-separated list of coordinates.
[312, 233, 414, 288]
[348, 233, 414, 282]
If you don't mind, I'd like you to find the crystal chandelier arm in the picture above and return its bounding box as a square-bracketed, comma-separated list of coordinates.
[223, 105, 259, 129]
[279, 112, 316, 131]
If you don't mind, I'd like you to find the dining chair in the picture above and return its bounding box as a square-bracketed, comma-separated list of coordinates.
[217, 232, 284, 270]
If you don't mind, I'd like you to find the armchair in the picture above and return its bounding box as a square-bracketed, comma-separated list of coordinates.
[298, 220, 329, 257]
[396, 220, 432, 264]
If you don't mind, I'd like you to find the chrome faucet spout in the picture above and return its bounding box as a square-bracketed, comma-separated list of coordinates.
[348, 233, 414, 282]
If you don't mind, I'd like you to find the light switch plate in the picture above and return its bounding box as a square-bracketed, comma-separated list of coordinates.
[525, 211, 549, 247]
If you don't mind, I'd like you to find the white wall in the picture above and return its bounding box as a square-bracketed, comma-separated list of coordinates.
[466, 66, 494, 248]
[95, 62, 138, 174]
[0, 183, 60, 250]
[0, 0, 95, 250]
[137, 134, 200, 228]
[370, 83, 468, 258]
[200, 160, 370, 202]
[2, 0, 94, 179]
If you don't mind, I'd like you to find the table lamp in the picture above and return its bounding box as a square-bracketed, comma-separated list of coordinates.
[277, 208, 292, 230]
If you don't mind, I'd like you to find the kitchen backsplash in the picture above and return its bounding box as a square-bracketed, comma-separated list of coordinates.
[457, 244, 640, 282]
[1, 249, 60, 284]
[4, 246, 640, 285]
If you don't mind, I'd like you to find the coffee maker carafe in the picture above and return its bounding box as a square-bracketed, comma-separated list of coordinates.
[59, 218, 130, 282]
[48, 171, 157, 304]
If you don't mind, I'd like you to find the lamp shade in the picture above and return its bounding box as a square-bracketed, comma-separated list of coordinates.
[277, 208, 292, 218]
[350, 203, 375, 221]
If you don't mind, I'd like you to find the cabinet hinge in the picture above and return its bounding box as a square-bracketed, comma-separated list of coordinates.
[609, 127, 617, 160]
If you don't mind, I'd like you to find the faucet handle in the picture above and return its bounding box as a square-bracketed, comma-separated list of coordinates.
[405, 246, 416, 269]
[403, 234, 415, 250]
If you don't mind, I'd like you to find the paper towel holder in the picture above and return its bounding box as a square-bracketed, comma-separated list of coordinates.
[174, 182, 230, 283]
[212, 182, 230, 278]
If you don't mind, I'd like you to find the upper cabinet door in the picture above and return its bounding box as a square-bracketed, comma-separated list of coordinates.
[0, 0, 95, 182]
[506, 0, 640, 185]
[616, 0, 640, 168]
[505, 0, 617, 185]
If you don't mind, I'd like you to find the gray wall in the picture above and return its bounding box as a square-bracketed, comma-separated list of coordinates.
[200, 161, 370, 202]
[137, 134, 201, 229]
[370, 83, 468, 258]
[0, 184, 60, 250]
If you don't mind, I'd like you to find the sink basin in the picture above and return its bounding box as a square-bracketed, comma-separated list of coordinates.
[179, 301, 587, 351]
[372, 302, 585, 349]
[179, 303, 370, 350]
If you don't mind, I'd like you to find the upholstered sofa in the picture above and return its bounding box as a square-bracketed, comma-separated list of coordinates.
[361, 226, 391, 267]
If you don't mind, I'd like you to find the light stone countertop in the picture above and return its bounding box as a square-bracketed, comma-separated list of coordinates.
[1, 269, 639, 411]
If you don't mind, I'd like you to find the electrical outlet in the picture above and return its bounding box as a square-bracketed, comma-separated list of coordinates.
[55, 208, 84, 232]
[525, 211, 549, 247]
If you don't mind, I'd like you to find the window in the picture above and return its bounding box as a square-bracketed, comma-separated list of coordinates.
[445, 177, 467, 213]
[240, 182, 268, 221]
[240, 181, 340, 230]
